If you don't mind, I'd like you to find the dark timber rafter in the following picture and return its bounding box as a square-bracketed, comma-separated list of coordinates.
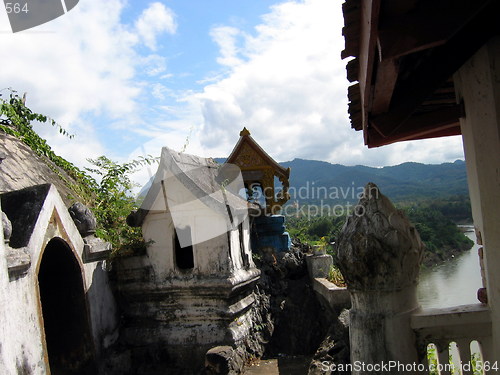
[377, 0, 491, 60]
[370, 0, 499, 140]
[342, 0, 500, 148]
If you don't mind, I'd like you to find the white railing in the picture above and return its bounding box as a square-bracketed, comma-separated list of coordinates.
[411, 304, 494, 374]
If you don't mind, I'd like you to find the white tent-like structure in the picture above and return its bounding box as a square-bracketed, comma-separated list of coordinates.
[119, 147, 261, 370]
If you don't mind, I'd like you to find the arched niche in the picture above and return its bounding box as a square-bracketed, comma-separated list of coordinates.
[37, 237, 97, 375]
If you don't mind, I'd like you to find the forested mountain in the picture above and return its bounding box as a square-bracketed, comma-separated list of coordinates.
[214, 157, 468, 203]
[280, 158, 468, 204]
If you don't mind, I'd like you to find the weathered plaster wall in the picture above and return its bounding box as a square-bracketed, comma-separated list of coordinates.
[0, 186, 119, 374]
[142, 211, 233, 278]
[84, 260, 120, 355]
[141, 173, 255, 279]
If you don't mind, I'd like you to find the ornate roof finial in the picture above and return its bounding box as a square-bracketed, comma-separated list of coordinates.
[240, 127, 250, 137]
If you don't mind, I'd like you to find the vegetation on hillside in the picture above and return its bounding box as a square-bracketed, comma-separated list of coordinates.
[281, 158, 469, 204]
[402, 204, 473, 266]
[285, 199, 473, 268]
[0, 89, 156, 255]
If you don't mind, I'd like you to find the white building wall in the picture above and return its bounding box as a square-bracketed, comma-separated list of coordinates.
[142, 211, 175, 279]
[142, 175, 239, 278]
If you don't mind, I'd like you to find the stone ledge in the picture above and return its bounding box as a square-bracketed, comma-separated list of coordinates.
[82, 235, 112, 263]
[411, 303, 491, 336]
[312, 277, 350, 309]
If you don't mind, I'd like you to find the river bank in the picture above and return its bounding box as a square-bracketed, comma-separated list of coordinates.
[418, 228, 482, 308]
[419, 221, 475, 268]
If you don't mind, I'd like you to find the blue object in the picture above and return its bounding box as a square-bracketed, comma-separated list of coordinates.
[252, 215, 291, 252]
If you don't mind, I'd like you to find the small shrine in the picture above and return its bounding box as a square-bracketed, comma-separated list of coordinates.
[122, 147, 260, 371]
[226, 127, 290, 215]
[226, 128, 292, 253]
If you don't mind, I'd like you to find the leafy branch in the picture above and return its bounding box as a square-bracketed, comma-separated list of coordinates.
[0, 88, 88, 189]
[0, 88, 159, 255]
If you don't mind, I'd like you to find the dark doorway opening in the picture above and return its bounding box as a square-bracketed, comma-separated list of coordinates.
[174, 227, 194, 270]
[38, 238, 96, 375]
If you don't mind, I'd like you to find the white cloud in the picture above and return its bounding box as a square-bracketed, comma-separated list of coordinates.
[135, 2, 177, 51]
[0, 0, 178, 168]
[210, 26, 245, 67]
[185, 0, 354, 162]
[0, 0, 465, 180]
[175, 0, 465, 167]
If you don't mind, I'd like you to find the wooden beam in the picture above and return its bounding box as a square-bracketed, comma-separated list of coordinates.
[394, 103, 463, 135]
[368, 104, 463, 147]
[367, 123, 461, 148]
[369, 1, 500, 139]
[371, 56, 398, 114]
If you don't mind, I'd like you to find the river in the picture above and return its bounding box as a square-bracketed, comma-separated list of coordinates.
[417, 227, 482, 308]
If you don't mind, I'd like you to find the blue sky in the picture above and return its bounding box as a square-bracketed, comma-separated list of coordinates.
[0, 0, 465, 184]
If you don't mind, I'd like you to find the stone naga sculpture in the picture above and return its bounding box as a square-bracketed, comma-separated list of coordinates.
[336, 183, 424, 373]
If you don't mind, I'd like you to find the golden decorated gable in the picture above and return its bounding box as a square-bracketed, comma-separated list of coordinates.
[232, 143, 266, 169]
[226, 128, 290, 215]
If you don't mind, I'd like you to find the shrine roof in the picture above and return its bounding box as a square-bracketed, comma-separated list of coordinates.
[226, 127, 290, 178]
[129, 147, 251, 227]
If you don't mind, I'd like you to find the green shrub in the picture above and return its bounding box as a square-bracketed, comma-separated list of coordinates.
[1, 89, 157, 255]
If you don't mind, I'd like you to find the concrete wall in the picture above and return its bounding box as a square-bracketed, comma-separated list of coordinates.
[455, 37, 500, 355]
[0, 201, 16, 374]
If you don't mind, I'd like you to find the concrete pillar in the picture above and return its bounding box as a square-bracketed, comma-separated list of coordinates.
[454, 37, 500, 355]
[337, 183, 424, 374]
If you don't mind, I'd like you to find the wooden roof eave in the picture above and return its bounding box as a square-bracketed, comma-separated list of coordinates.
[342, 0, 381, 144]
[342, 0, 497, 148]
[370, 0, 496, 139]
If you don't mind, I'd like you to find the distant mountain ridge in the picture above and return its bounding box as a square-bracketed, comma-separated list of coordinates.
[214, 157, 469, 204]
[281, 158, 468, 204]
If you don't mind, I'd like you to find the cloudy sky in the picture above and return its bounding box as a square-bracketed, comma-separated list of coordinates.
[0, 0, 464, 182]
